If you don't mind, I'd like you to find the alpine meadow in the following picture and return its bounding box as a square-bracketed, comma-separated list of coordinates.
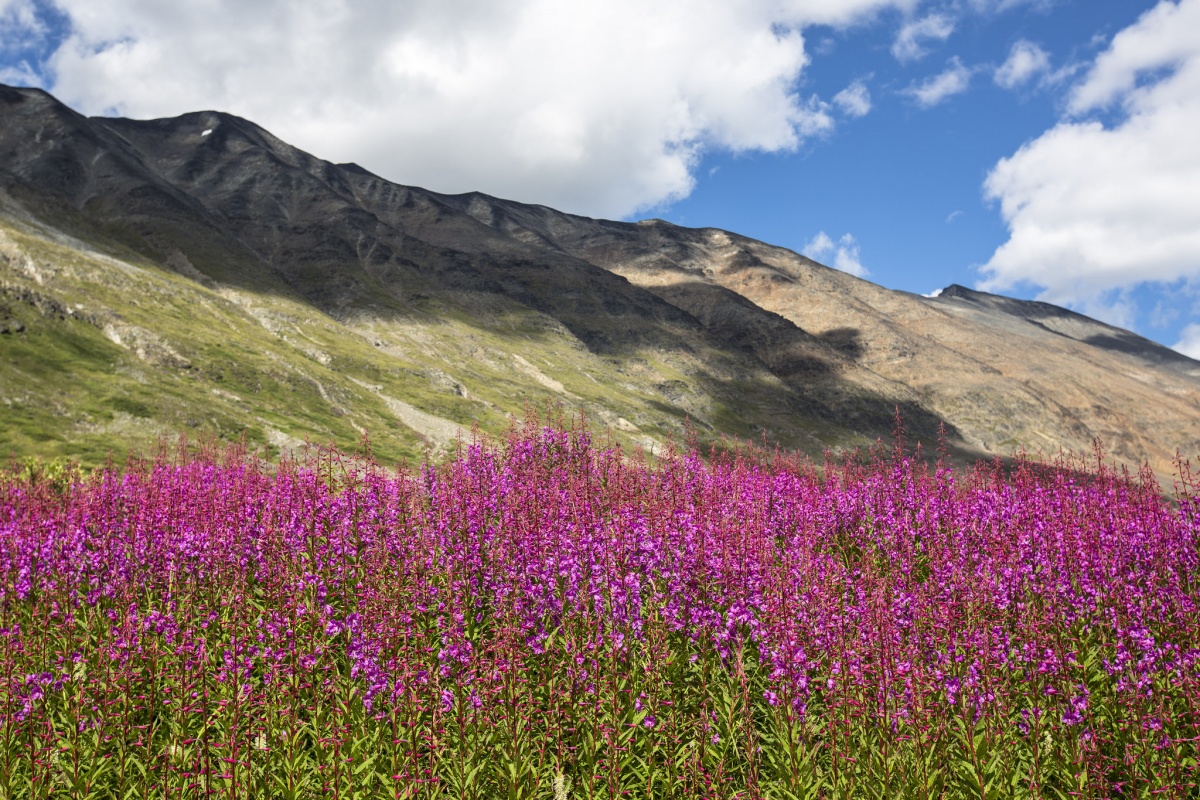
[2, 420, 1199, 797]
[4, 4, 1200, 793]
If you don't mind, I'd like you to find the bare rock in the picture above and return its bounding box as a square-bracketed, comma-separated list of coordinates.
[102, 322, 192, 369]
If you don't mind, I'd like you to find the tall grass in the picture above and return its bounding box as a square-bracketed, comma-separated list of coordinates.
[2, 421, 1198, 798]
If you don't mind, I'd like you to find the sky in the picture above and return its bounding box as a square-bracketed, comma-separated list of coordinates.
[2, 0, 1199, 355]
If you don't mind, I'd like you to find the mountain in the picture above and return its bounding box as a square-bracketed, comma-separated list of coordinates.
[2, 83, 1198, 475]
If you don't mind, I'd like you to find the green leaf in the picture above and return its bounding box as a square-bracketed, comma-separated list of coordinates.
[353, 751, 380, 776]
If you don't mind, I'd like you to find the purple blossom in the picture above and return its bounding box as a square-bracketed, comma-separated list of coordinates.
[1, 422, 1197, 793]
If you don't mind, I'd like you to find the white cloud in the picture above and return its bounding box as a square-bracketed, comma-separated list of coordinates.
[0, 0, 49, 86]
[782, 0, 923, 26]
[833, 235, 868, 277]
[804, 231, 835, 257]
[0, 0, 45, 54]
[803, 231, 868, 277]
[979, 0, 1200, 316]
[0, 60, 38, 86]
[945, 209, 963, 223]
[23, 0, 915, 219]
[904, 57, 973, 106]
[832, 79, 872, 117]
[0, 0, 39, 35]
[891, 13, 955, 62]
[1068, 0, 1200, 113]
[1080, 292, 1138, 331]
[1173, 323, 1200, 359]
[994, 39, 1050, 89]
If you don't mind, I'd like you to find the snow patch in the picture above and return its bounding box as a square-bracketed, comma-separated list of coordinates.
[201, 128, 213, 137]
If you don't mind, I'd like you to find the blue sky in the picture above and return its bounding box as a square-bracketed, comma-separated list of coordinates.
[666, 1, 1151, 291]
[2, 0, 1199, 354]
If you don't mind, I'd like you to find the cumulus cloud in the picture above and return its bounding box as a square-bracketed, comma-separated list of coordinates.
[1067, 0, 1200, 113]
[832, 80, 872, 117]
[804, 231, 836, 257]
[979, 0, 1200, 319]
[0, 0, 52, 86]
[904, 57, 973, 106]
[994, 40, 1050, 88]
[0, 0, 40, 38]
[17, 0, 916, 219]
[0, 60, 38, 85]
[891, 13, 955, 62]
[1173, 323, 1200, 359]
[803, 231, 868, 277]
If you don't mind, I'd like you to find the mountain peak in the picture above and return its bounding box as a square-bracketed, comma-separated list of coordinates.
[2, 81, 1198, 475]
[928, 282, 1197, 372]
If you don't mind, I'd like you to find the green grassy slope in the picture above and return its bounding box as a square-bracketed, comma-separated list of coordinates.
[1, 216, 853, 468]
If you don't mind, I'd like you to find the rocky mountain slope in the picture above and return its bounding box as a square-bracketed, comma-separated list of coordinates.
[2, 83, 1198, 474]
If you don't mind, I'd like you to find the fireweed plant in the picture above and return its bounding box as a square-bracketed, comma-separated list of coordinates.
[1, 421, 1198, 799]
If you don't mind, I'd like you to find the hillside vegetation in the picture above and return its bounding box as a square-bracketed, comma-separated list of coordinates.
[1, 215, 777, 466]
[2, 422, 1198, 797]
[4, 82, 1200, 477]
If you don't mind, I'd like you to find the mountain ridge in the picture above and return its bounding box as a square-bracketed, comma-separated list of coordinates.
[932, 283, 1199, 373]
[2, 83, 1198, 475]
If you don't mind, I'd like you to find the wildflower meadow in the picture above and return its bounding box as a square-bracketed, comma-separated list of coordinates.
[2, 419, 1198, 798]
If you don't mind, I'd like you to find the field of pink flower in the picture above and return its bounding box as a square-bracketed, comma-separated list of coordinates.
[2, 421, 1199, 798]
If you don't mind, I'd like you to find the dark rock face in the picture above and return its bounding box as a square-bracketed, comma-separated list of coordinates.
[2, 82, 1198, 473]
